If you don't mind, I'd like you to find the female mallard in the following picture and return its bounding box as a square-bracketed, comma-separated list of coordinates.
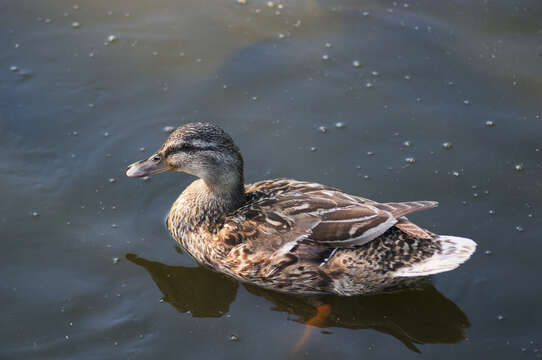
[126, 122, 476, 296]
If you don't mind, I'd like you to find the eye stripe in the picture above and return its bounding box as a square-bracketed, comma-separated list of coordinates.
[164, 143, 216, 156]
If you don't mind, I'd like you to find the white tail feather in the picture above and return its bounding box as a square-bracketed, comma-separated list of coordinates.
[393, 235, 476, 277]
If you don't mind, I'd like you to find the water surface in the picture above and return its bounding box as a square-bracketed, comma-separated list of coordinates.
[2, 0, 541, 359]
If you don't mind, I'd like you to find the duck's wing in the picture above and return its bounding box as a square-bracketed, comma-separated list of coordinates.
[223, 180, 437, 251]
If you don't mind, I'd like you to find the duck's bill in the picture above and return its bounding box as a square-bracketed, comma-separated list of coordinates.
[126, 159, 169, 178]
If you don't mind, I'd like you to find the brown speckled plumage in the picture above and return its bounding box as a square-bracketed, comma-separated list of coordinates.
[127, 122, 476, 296]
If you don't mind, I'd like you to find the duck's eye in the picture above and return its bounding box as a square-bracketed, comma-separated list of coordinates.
[151, 154, 161, 162]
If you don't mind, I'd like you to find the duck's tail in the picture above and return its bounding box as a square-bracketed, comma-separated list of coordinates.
[393, 235, 477, 277]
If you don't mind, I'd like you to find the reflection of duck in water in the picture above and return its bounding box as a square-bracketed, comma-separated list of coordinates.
[126, 122, 476, 295]
[127, 253, 470, 353]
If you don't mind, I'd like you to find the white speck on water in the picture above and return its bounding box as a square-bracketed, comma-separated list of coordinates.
[514, 163, 524, 171]
[362, 11, 370, 16]
[65, 335, 70, 340]
[367, 151, 374, 156]
[463, 99, 471, 105]
[45, 18, 52, 23]
[230, 334, 240, 341]
[452, 171, 460, 177]
[485, 250, 492, 255]
[309, 147, 317, 152]
[73, 4, 80, 10]
[321, 54, 329, 60]
[32, 211, 39, 217]
[371, 71, 379, 77]
[404, 157, 415, 164]
[489, 209, 495, 215]
[103, 131, 109, 137]
[325, 42, 331, 48]
[10, 65, 19, 72]
[497, 315, 504, 320]
[113, 257, 120, 264]
[403, 140, 412, 147]
[108, 178, 116, 183]
[442, 142, 452, 149]
[237, 0, 247, 4]
[266, 1, 275, 7]
[106, 35, 118, 44]
[515, 225, 523, 232]
[365, 82, 373, 88]
[317, 126, 328, 133]
[404, 75, 411, 80]
[71, 21, 80, 29]
[251, 96, 258, 101]
[72, 131, 78, 136]
[352, 60, 361, 68]
[163, 126, 175, 133]
[485, 120, 495, 127]
[111, 223, 117, 229]
[139, 147, 145, 152]
[472, 193, 479, 198]
[335, 122, 345, 129]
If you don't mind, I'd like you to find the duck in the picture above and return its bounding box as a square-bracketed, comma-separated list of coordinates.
[126, 122, 476, 296]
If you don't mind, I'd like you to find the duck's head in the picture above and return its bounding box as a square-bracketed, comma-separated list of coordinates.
[126, 122, 244, 190]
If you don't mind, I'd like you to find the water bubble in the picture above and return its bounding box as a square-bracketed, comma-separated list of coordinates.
[230, 334, 240, 341]
[452, 171, 460, 177]
[113, 257, 120, 264]
[266, 1, 275, 7]
[71, 21, 80, 29]
[309, 147, 317, 152]
[9, 65, 19, 72]
[45, 18, 52, 23]
[111, 223, 117, 229]
[515, 225, 524, 232]
[352, 60, 361, 68]
[277, 3, 283, 9]
[108, 178, 116, 183]
[371, 71, 379, 77]
[72, 131, 79, 136]
[442, 142, 452, 149]
[404, 157, 416, 164]
[485, 250, 492, 255]
[463, 99, 471, 105]
[497, 315, 504, 320]
[103, 131, 109, 137]
[139, 147, 145, 151]
[485, 120, 495, 127]
[365, 82, 373, 88]
[335, 122, 345, 129]
[472, 193, 479, 198]
[317, 126, 328, 133]
[106, 35, 118, 44]
[325, 42, 331, 48]
[321, 54, 329, 60]
[362, 11, 370, 16]
[32, 211, 39, 217]
[403, 140, 412, 147]
[514, 164, 524, 171]
[366, 151, 374, 156]
[489, 209, 495, 215]
[163, 126, 175, 133]
[278, 33, 285, 39]
[404, 75, 411, 80]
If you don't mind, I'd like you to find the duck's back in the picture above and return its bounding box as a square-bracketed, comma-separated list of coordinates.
[206, 179, 476, 295]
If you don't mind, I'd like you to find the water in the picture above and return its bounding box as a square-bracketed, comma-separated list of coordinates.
[2, 0, 541, 358]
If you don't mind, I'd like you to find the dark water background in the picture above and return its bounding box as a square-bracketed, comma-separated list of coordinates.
[2, 0, 542, 359]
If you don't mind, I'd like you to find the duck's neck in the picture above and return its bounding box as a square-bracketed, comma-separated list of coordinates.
[170, 173, 246, 232]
